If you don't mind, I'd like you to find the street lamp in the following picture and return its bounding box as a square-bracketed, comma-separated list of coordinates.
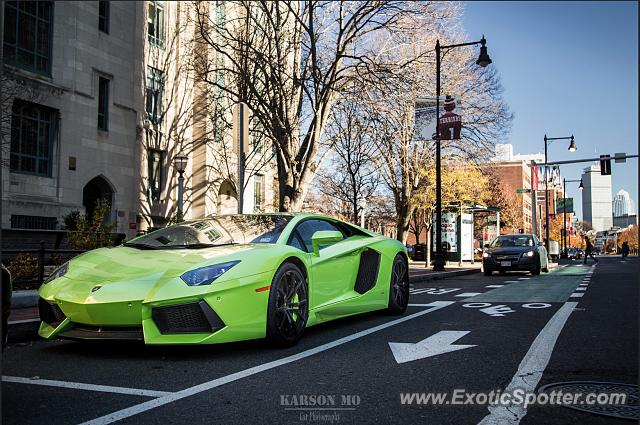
[433, 35, 492, 272]
[561, 177, 583, 258]
[175, 154, 188, 222]
[542, 134, 576, 252]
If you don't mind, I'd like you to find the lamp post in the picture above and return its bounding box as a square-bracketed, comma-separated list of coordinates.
[175, 154, 188, 222]
[561, 177, 583, 257]
[543, 134, 576, 252]
[433, 36, 492, 272]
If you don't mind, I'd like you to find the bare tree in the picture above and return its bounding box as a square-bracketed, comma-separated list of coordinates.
[365, 5, 512, 243]
[193, 1, 431, 211]
[317, 96, 379, 223]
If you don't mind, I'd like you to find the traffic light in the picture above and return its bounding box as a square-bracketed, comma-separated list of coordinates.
[600, 155, 611, 175]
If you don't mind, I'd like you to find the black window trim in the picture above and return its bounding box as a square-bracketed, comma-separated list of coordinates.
[98, 1, 110, 34]
[286, 218, 348, 253]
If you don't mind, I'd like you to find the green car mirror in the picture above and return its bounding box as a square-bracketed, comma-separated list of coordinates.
[311, 230, 343, 256]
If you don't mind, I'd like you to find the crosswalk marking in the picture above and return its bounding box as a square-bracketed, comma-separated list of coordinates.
[455, 293, 482, 297]
[570, 293, 584, 298]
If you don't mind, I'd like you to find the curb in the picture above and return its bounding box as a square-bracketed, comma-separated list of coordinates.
[409, 268, 480, 284]
[11, 290, 38, 309]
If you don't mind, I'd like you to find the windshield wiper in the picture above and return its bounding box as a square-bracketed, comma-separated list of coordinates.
[123, 242, 160, 250]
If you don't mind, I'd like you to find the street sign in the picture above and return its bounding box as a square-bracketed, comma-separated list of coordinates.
[232, 102, 250, 154]
[388, 331, 476, 364]
[615, 152, 626, 163]
[556, 198, 574, 213]
[600, 155, 612, 175]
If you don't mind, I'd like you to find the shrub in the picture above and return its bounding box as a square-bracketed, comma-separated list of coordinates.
[67, 199, 117, 250]
[7, 253, 38, 282]
[63, 210, 82, 231]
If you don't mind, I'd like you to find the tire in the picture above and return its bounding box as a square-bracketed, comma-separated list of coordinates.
[266, 263, 309, 347]
[484, 269, 493, 276]
[531, 259, 541, 275]
[386, 254, 409, 315]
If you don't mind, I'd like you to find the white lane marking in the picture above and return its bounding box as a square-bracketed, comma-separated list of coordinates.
[389, 331, 476, 364]
[522, 303, 551, 309]
[410, 288, 461, 295]
[8, 318, 40, 325]
[456, 293, 482, 297]
[485, 285, 504, 288]
[477, 302, 577, 425]
[1, 376, 172, 398]
[80, 301, 455, 425]
[570, 293, 584, 297]
[518, 278, 530, 280]
[504, 281, 519, 283]
[575, 287, 587, 291]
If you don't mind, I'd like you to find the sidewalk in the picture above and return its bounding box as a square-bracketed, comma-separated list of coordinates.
[408, 261, 482, 284]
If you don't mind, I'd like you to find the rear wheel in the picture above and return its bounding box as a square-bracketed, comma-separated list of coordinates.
[266, 263, 308, 347]
[386, 255, 409, 315]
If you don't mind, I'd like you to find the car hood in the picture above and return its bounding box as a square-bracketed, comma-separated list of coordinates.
[487, 247, 535, 256]
[63, 243, 269, 283]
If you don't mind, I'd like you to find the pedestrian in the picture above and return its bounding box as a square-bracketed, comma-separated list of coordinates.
[583, 236, 598, 264]
[621, 241, 630, 259]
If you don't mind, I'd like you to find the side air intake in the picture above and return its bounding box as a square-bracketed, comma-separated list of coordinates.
[354, 248, 381, 294]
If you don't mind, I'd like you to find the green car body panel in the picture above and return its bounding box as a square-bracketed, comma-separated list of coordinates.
[38, 213, 407, 344]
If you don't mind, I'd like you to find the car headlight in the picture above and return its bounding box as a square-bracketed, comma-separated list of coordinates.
[525, 250, 535, 257]
[180, 261, 240, 286]
[482, 252, 490, 258]
[44, 262, 68, 284]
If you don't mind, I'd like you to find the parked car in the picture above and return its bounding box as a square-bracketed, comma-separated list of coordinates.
[483, 234, 549, 276]
[1, 265, 12, 350]
[567, 248, 582, 259]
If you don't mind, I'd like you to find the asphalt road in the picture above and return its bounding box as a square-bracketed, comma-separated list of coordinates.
[1, 256, 637, 425]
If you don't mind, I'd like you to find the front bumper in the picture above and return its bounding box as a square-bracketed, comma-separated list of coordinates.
[38, 270, 273, 345]
[483, 255, 536, 271]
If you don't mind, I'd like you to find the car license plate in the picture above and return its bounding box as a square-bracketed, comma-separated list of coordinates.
[500, 261, 511, 267]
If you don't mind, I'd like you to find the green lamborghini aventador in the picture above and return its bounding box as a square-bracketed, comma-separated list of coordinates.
[38, 213, 409, 346]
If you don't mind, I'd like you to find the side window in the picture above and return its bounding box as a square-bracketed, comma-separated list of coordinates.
[290, 220, 343, 252]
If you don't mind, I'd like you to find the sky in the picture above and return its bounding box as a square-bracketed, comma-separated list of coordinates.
[462, 1, 638, 220]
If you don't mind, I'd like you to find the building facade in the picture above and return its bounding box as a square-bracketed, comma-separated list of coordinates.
[1, 1, 278, 245]
[581, 164, 613, 232]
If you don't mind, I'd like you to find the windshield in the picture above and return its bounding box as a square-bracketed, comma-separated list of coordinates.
[490, 235, 534, 248]
[125, 215, 293, 249]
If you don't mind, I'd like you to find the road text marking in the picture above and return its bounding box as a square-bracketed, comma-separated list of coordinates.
[389, 331, 476, 364]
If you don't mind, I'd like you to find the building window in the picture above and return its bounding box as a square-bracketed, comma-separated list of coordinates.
[145, 66, 163, 123]
[10, 214, 57, 230]
[97, 76, 109, 131]
[3, 1, 54, 75]
[254, 174, 265, 212]
[148, 1, 165, 47]
[10, 99, 56, 177]
[98, 1, 109, 33]
[147, 149, 164, 201]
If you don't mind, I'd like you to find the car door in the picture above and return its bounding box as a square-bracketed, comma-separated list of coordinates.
[289, 219, 360, 310]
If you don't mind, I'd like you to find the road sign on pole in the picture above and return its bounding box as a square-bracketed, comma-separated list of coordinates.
[233, 102, 250, 213]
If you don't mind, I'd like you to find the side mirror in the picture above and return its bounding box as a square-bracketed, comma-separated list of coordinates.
[311, 230, 343, 256]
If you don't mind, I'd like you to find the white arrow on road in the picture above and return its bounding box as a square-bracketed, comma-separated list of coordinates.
[389, 331, 476, 364]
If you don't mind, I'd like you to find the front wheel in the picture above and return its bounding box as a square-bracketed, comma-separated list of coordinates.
[266, 263, 308, 347]
[531, 259, 541, 275]
[386, 255, 409, 315]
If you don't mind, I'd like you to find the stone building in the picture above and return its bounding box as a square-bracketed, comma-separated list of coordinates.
[1, 1, 278, 247]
